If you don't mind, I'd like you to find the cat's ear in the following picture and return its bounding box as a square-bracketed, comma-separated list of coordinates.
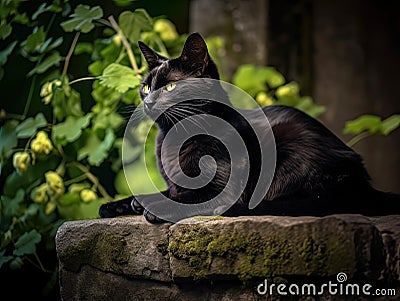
[138, 41, 167, 69]
[180, 32, 209, 74]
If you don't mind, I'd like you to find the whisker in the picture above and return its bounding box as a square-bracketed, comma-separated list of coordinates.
[127, 106, 147, 125]
[173, 107, 211, 129]
[171, 108, 209, 131]
[166, 110, 191, 134]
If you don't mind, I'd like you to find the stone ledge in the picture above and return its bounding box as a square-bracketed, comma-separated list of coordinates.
[56, 215, 400, 300]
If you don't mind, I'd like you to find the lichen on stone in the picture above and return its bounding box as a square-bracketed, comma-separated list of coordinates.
[62, 232, 129, 272]
[168, 225, 293, 282]
[299, 237, 328, 276]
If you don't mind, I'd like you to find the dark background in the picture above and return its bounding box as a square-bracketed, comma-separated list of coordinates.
[0, 0, 399, 299]
[189, 0, 400, 194]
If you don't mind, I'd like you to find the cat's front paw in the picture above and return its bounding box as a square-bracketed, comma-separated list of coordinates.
[143, 209, 166, 224]
[131, 198, 144, 214]
[99, 197, 138, 218]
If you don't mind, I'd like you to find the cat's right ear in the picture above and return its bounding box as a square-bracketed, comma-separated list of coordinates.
[138, 41, 167, 70]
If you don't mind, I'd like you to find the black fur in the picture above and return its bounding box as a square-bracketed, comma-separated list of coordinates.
[99, 33, 400, 223]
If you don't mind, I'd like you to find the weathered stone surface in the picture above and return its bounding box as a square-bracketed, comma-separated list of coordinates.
[56, 215, 400, 300]
[370, 215, 400, 283]
[56, 217, 171, 282]
[169, 215, 383, 281]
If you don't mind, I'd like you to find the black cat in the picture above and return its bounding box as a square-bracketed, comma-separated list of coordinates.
[99, 32, 400, 223]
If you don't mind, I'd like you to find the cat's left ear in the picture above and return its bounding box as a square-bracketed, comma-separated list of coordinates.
[138, 41, 167, 70]
[180, 32, 209, 74]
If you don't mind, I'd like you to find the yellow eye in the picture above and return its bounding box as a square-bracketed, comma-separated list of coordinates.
[142, 84, 150, 94]
[166, 82, 176, 92]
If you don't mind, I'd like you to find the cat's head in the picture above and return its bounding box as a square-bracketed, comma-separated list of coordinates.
[137, 33, 222, 128]
[138, 32, 219, 82]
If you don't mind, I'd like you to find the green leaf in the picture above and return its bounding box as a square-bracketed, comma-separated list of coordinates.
[381, 114, 400, 135]
[13, 12, 29, 24]
[74, 42, 93, 55]
[64, 87, 83, 117]
[118, 9, 153, 44]
[232, 64, 285, 96]
[13, 229, 41, 256]
[32, 3, 55, 20]
[1, 189, 25, 219]
[27, 51, 62, 77]
[0, 4, 11, 19]
[24, 26, 46, 53]
[19, 203, 40, 223]
[60, 5, 103, 33]
[0, 120, 18, 158]
[53, 114, 92, 144]
[0, 250, 13, 269]
[78, 129, 115, 166]
[276, 82, 300, 98]
[99, 63, 140, 93]
[114, 169, 131, 195]
[122, 88, 140, 105]
[77, 131, 101, 161]
[93, 111, 124, 131]
[32, 3, 49, 20]
[38, 37, 63, 54]
[113, 0, 138, 7]
[343, 115, 382, 135]
[0, 23, 12, 40]
[58, 192, 81, 206]
[91, 82, 122, 107]
[88, 60, 103, 76]
[58, 197, 104, 220]
[52, 84, 84, 120]
[99, 42, 120, 62]
[9, 257, 24, 269]
[261, 67, 286, 89]
[15, 112, 47, 138]
[0, 41, 17, 65]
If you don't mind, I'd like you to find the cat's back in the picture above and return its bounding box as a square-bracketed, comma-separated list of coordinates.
[261, 105, 326, 130]
[259, 105, 368, 177]
[259, 105, 345, 145]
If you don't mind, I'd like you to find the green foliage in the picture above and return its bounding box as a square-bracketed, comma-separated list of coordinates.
[13, 229, 42, 256]
[344, 114, 400, 136]
[344, 114, 400, 146]
[78, 128, 115, 166]
[0, 1, 398, 297]
[60, 5, 103, 33]
[15, 113, 47, 138]
[118, 9, 153, 43]
[100, 63, 140, 93]
[0, 0, 182, 285]
[233, 64, 285, 93]
[52, 114, 92, 144]
[232, 64, 325, 118]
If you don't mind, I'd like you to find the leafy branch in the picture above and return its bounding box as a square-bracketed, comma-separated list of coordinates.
[0, 2, 181, 279]
[344, 114, 400, 147]
[70, 161, 112, 201]
[62, 32, 80, 76]
[108, 15, 140, 75]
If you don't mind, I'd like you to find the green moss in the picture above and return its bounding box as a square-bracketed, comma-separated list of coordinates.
[157, 237, 169, 256]
[168, 223, 357, 283]
[298, 237, 328, 276]
[168, 226, 293, 282]
[63, 232, 129, 272]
